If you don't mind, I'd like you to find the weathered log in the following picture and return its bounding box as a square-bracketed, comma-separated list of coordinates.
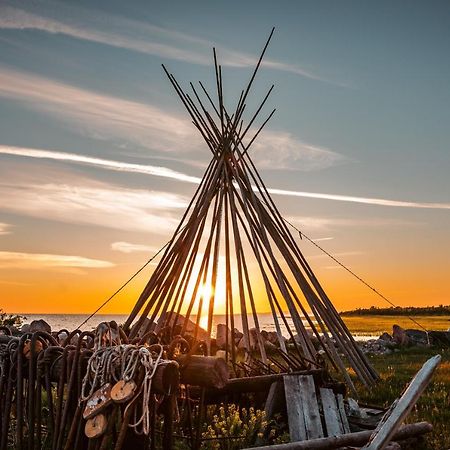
[220, 369, 325, 394]
[152, 360, 180, 394]
[177, 355, 228, 389]
[188, 369, 326, 403]
[244, 421, 433, 450]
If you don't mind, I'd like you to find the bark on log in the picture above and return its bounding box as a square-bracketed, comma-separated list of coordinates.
[244, 421, 432, 450]
[213, 369, 325, 395]
[176, 355, 229, 389]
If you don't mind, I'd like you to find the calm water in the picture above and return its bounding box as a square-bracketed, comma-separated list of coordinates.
[20, 313, 379, 341]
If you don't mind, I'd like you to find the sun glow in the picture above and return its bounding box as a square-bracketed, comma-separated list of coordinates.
[183, 254, 228, 331]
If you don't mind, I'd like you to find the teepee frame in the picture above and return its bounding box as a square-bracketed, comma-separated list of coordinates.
[124, 29, 378, 393]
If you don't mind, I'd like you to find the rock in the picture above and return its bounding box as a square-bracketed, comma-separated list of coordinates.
[392, 325, 409, 346]
[346, 398, 367, 418]
[379, 332, 393, 342]
[20, 323, 30, 333]
[261, 330, 284, 347]
[129, 318, 154, 339]
[428, 331, 450, 347]
[405, 329, 429, 347]
[359, 338, 393, 355]
[249, 328, 260, 350]
[216, 324, 231, 350]
[28, 319, 51, 334]
[233, 328, 243, 345]
[57, 331, 69, 345]
[157, 312, 209, 342]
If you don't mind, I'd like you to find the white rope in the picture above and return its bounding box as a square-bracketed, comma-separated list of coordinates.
[127, 345, 164, 435]
[80, 340, 165, 435]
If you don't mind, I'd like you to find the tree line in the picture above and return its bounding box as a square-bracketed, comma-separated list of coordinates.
[340, 305, 450, 316]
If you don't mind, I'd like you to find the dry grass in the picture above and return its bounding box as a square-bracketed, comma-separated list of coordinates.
[341, 315, 450, 335]
[355, 347, 450, 450]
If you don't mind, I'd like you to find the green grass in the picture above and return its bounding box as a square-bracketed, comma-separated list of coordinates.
[341, 315, 450, 335]
[354, 347, 450, 450]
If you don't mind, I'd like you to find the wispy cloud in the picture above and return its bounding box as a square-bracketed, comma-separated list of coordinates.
[2, 145, 450, 211]
[0, 223, 12, 235]
[0, 251, 114, 269]
[0, 4, 329, 82]
[0, 68, 342, 170]
[287, 216, 423, 230]
[0, 166, 188, 233]
[0, 145, 201, 185]
[111, 241, 156, 254]
[313, 237, 334, 242]
[271, 189, 450, 210]
[250, 132, 347, 171]
[0, 67, 198, 154]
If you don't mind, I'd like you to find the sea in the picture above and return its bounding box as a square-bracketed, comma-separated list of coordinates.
[20, 313, 378, 341]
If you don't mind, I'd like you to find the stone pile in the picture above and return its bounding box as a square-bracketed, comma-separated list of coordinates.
[359, 324, 450, 355]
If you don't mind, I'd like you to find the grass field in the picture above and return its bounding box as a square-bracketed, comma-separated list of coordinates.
[353, 347, 450, 450]
[341, 315, 450, 335]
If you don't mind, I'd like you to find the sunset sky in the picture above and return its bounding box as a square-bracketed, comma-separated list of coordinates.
[0, 0, 449, 315]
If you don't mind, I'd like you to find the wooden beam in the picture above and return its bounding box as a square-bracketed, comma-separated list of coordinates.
[243, 421, 433, 450]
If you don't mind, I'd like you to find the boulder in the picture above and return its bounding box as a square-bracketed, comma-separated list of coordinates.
[261, 330, 284, 347]
[379, 332, 393, 342]
[405, 329, 429, 347]
[233, 328, 243, 345]
[392, 325, 409, 346]
[129, 318, 154, 339]
[57, 331, 69, 345]
[20, 323, 31, 333]
[249, 328, 260, 350]
[428, 330, 450, 347]
[157, 312, 209, 342]
[216, 324, 231, 350]
[28, 319, 51, 334]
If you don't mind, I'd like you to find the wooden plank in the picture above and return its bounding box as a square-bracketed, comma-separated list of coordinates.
[363, 355, 441, 450]
[336, 393, 351, 434]
[264, 381, 283, 420]
[319, 388, 344, 437]
[298, 375, 324, 439]
[283, 375, 307, 442]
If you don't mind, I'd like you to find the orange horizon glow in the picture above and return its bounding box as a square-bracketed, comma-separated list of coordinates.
[2, 253, 449, 316]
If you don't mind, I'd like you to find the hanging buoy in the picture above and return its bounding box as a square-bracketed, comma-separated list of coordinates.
[83, 383, 112, 420]
[111, 379, 137, 403]
[84, 413, 107, 439]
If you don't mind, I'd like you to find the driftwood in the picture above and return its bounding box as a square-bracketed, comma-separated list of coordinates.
[362, 355, 441, 450]
[245, 421, 433, 450]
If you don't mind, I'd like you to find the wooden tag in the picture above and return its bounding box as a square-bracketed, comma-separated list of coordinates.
[83, 383, 112, 420]
[111, 379, 137, 403]
[84, 413, 107, 439]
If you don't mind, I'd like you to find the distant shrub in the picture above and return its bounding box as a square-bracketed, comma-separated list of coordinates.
[340, 305, 450, 316]
[0, 309, 26, 328]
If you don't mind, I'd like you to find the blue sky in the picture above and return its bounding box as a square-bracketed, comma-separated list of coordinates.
[0, 0, 449, 313]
